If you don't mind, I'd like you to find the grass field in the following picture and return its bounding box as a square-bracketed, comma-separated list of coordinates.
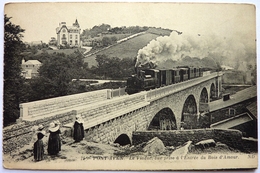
[84, 32, 161, 67]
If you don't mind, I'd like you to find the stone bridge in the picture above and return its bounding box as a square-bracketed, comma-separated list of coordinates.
[65, 72, 223, 145]
[3, 72, 223, 153]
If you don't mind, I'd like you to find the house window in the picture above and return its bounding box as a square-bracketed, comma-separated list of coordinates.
[228, 108, 236, 116]
[62, 34, 67, 44]
[75, 35, 78, 39]
[26, 65, 28, 68]
[75, 40, 78, 45]
[70, 35, 72, 39]
[70, 40, 72, 45]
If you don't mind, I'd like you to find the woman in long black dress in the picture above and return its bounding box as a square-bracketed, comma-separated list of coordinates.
[47, 122, 61, 155]
[33, 127, 45, 161]
[73, 114, 84, 142]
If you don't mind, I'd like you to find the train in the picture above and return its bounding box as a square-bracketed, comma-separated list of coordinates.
[125, 66, 203, 94]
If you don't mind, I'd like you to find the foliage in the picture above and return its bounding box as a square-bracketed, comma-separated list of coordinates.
[93, 54, 135, 79]
[108, 26, 149, 34]
[22, 51, 135, 102]
[101, 36, 112, 47]
[24, 42, 50, 54]
[4, 15, 26, 126]
[81, 25, 149, 41]
[81, 24, 111, 39]
[86, 82, 126, 91]
[101, 36, 117, 47]
[59, 42, 71, 49]
[111, 36, 117, 43]
[27, 51, 88, 100]
[67, 81, 126, 95]
[108, 27, 124, 34]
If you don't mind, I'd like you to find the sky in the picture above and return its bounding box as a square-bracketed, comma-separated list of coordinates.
[4, 2, 256, 45]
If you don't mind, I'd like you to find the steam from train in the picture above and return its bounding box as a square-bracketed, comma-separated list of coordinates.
[135, 31, 255, 71]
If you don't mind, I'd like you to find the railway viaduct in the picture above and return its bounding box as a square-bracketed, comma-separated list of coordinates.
[3, 72, 223, 153]
[85, 71, 222, 145]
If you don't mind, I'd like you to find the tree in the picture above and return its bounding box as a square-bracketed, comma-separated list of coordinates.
[28, 51, 88, 100]
[95, 54, 135, 79]
[111, 36, 117, 43]
[102, 36, 111, 47]
[4, 15, 26, 126]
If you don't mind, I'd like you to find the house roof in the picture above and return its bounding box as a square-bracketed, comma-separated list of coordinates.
[210, 112, 253, 129]
[23, 60, 42, 65]
[56, 23, 80, 34]
[56, 25, 68, 34]
[73, 19, 80, 27]
[246, 101, 257, 119]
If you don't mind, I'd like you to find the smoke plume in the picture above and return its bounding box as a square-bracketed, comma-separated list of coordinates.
[135, 31, 256, 71]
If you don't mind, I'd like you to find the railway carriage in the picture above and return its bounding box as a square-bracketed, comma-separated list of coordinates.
[125, 66, 203, 94]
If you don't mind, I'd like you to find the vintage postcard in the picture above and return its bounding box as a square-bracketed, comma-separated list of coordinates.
[3, 2, 257, 170]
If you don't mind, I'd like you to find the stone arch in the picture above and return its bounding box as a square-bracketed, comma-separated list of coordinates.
[199, 87, 209, 113]
[181, 95, 198, 129]
[210, 83, 216, 101]
[148, 107, 177, 130]
[114, 134, 131, 146]
[199, 87, 208, 103]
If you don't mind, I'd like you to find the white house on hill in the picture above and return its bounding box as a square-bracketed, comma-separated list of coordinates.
[56, 19, 81, 48]
[21, 59, 42, 79]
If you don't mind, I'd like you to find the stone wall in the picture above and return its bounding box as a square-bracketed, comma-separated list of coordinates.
[75, 92, 147, 124]
[83, 105, 151, 144]
[63, 92, 151, 144]
[19, 89, 108, 120]
[3, 111, 76, 154]
[132, 129, 246, 150]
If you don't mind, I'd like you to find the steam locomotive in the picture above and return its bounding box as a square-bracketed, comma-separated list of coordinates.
[125, 66, 203, 94]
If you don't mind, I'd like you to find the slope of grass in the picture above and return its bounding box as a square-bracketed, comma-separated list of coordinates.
[84, 32, 161, 67]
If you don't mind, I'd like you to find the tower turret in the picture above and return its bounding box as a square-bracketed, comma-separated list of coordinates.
[73, 19, 80, 28]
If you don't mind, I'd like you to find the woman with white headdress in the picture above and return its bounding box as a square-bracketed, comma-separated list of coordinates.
[73, 114, 84, 142]
[47, 122, 61, 155]
[33, 124, 45, 161]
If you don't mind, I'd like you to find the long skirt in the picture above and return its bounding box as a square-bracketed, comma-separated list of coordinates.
[33, 139, 44, 161]
[73, 122, 84, 142]
[47, 131, 61, 155]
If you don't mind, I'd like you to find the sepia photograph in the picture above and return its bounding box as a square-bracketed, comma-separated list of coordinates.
[2, 2, 258, 170]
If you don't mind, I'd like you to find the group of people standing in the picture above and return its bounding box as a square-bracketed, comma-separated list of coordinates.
[32, 114, 84, 162]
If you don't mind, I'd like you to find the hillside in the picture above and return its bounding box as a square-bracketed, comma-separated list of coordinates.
[84, 28, 172, 67]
